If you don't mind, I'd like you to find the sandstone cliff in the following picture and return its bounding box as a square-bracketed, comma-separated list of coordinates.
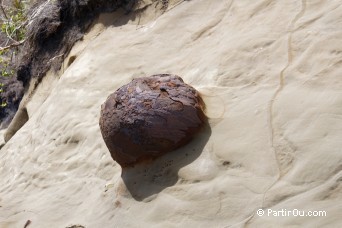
[0, 0, 341, 227]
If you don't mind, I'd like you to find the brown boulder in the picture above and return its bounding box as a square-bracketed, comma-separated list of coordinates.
[99, 74, 206, 167]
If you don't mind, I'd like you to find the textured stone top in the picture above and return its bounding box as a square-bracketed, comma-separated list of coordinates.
[99, 74, 206, 167]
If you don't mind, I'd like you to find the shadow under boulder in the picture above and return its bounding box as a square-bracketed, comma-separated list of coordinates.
[121, 123, 211, 201]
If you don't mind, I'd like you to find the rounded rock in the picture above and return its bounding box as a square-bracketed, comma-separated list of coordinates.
[99, 74, 206, 167]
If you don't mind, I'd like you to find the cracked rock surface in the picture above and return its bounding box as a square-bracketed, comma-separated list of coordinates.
[99, 74, 206, 167]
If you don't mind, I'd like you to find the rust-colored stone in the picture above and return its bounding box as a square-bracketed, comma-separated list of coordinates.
[99, 74, 206, 167]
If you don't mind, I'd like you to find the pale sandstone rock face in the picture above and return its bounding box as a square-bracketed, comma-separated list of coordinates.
[0, 1, 341, 227]
[99, 74, 206, 167]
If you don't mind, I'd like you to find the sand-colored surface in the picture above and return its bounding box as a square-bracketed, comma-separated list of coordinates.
[0, 0, 341, 227]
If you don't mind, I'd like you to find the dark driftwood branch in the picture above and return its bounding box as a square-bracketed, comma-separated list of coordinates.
[0, 0, 8, 20]
[0, 39, 25, 51]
